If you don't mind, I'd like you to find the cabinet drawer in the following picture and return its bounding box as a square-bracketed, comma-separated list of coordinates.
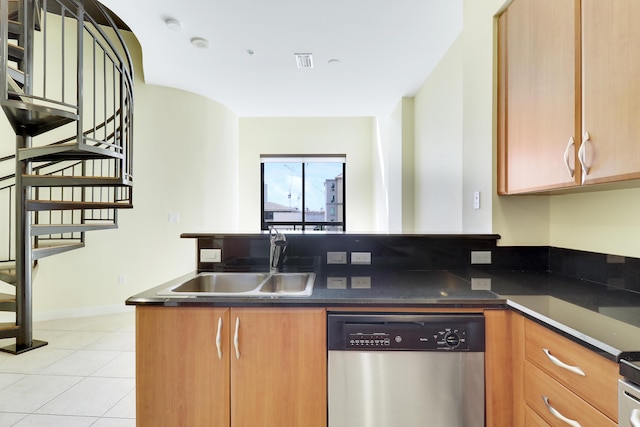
[524, 319, 618, 420]
[525, 404, 551, 427]
[524, 361, 616, 427]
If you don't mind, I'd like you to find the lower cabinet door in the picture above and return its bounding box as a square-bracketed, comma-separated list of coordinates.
[230, 307, 327, 427]
[136, 306, 230, 427]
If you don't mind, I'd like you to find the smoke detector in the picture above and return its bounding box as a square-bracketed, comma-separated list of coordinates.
[294, 53, 314, 69]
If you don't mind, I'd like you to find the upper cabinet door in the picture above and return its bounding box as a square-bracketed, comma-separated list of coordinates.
[581, 0, 640, 185]
[498, 0, 580, 194]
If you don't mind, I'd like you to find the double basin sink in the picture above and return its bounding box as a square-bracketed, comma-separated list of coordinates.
[157, 271, 316, 298]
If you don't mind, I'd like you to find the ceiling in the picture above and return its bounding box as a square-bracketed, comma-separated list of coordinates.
[99, 0, 462, 117]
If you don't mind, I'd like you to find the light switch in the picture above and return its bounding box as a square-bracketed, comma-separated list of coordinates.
[201, 248, 222, 263]
[327, 277, 347, 289]
[327, 251, 347, 264]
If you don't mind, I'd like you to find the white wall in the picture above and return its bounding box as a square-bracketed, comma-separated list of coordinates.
[237, 117, 375, 232]
[461, 0, 498, 234]
[413, 37, 464, 233]
[372, 117, 389, 232]
[381, 98, 415, 233]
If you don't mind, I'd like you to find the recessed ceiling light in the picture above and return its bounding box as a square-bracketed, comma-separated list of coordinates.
[164, 18, 182, 31]
[191, 37, 210, 49]
[328, 59, 341, 65]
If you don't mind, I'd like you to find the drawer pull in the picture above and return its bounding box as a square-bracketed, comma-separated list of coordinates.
[234, 317, 240, 360]
[543, 396, 582, 427]
[578, 132, 591, 185]
[563, 136, 575, 178]
[215, 317, 223, 360]
[543, 348, 586, 376]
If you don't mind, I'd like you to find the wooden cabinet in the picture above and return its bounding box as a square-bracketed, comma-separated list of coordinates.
[580, 0, 640, 185]
[136, 306, 231, 426]
[135, 306, 326, 427]
[497, 0, 580, 194]
[498, 0, 640, 194]
[502, 312, 620, 426]
[229, 307, 326, 427]
[522, 317, 618, 426]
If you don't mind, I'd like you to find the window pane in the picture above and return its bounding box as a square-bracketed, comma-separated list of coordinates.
[263, 162, 302, 225]
[304, 162, 343, 224]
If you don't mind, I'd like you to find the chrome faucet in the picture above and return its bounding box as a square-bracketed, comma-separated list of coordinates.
[269, 227, 287, 273]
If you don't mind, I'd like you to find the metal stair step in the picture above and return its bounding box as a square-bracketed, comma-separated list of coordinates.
[0, 323, 19, 340]
[22, 175, 131, 187]
[0, 263, 17, 285]
[8, 20, 21, 36]
[19, 142, 124, 162]
[0, 100, 78, 137]
[8, 43, 24, 62]
[7, 66, 24, 86]
[27, 199, 133, 211]
[31, 223, 118, 235]
[0, 293, 16, 312]
[33, 242, 85, 260]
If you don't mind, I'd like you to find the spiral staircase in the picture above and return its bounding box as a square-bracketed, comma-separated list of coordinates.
[0, 0, 134, 353]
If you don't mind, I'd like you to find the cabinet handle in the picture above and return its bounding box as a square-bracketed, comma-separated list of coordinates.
[234, 317, 240, 360]
[215, 317, 223, 360]
[543, 348, 585, 376]
[631, 408, 640, 427]
[542, 396, 582, 427]
[563, 136, 575, 178]
[578, 132, 591, 185]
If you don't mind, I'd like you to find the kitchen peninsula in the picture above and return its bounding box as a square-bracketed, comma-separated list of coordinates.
[127, 233, 640, 426]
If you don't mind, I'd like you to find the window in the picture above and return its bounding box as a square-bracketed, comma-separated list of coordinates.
[261, 155, 345, 231]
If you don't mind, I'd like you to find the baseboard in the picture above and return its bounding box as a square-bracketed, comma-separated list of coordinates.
[0, 304, 134, 323]
[32, 304, 134, 322]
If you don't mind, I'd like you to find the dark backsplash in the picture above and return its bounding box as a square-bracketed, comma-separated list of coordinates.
[186, 233, 640, 294]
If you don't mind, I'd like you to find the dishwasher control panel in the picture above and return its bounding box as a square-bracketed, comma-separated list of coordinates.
[328, 313, 485, 352]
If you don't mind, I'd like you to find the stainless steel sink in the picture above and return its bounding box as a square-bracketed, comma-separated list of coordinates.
[168, 273, 268, 294]
[259, 273, 314, 296]
[157, 272, 315, 297]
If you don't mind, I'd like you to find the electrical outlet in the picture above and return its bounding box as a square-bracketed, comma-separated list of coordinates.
[471, 277, 491, 291]
[351, 252, 371, 265]
[327, 252, 347, 264]
[470, 250, 491, 265]
[201, 248, 222, 263]
[327, 277, 347, 289]
[118, 274, 127, 285]
[351, 276, 371, 289]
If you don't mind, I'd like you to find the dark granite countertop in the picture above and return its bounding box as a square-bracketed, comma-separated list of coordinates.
[126, 267, 640, 363]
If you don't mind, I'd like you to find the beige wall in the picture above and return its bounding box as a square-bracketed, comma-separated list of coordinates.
[550, 188, 640, 257]
[237, 117, 375, 232]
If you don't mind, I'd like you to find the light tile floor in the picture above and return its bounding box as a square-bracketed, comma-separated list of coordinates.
[0, 312, 136, 426]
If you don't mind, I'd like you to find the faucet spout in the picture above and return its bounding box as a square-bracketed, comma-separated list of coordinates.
[269, 227, 287, 273]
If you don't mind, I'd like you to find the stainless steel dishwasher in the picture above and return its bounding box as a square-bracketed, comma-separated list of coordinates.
[620, 360, 640, 427]
[328, 313, 485, 427]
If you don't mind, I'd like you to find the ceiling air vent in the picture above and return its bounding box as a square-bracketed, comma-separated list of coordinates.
[294, 53, 314, 69]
